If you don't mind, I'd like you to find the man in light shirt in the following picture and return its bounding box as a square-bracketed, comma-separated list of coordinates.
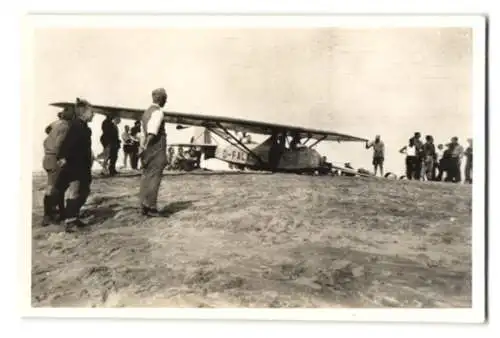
[138, 88, 169, 217]
[435, 144, 445, 181]
[365, 135, 385, 177]
[448, 136, 464, 183]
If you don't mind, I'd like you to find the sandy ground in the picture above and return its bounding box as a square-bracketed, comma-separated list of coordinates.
[30, 171, 472, 308]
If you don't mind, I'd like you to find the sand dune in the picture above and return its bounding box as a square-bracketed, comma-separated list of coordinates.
[31, 172, 472, 308]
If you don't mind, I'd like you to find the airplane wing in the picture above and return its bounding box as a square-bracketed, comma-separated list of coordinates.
[51, 101, 145, 121]
[50, 101, 368, 142]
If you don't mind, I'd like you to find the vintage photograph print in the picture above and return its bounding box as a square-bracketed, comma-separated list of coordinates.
[21, 14, 486, 322]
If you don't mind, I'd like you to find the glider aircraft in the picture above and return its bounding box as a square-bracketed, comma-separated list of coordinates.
[50, 99, 370, 176]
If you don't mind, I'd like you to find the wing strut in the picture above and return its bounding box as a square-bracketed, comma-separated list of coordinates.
[308, 135, 327, 149]
[208, 123, 266, 166]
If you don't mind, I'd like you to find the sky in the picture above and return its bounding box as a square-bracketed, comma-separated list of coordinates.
[31, 27, 472, 174]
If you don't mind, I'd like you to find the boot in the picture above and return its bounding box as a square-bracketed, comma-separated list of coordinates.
[65, 198, 80, 219]
[64, 218, 88, 233]
[141, 205, 161, 217]
[56, 194, 65, 222]
[41, 195, 54, 226]
[64, 199, 88, 232]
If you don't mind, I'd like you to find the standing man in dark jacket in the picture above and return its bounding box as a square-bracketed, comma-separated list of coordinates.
[56, 98, 95, 232]
[130, 121, 141, 170]
[410, 132, 424, 180]
[98, 115, 113, 175]
[138, 88, 168, 217]
[422, 135, 436, 181]
[465, 138, 473, 184]
[100, 115, 121, 176]
[107, 116, 121, 176]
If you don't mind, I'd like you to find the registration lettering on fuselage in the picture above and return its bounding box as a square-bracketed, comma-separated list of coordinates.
[219, 147, 248, 163]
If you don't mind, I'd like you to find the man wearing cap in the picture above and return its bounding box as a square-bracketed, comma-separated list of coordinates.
[138, 88, 168, 217]
[55, 98, 95, 232]
[41, 108, 74, 226]
[365, 135, 385, 177]
[447, 136, 464, 183]
[45, 110, 68, 135]
[465, 138, 473, 184]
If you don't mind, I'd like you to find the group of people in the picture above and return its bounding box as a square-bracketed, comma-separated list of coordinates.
[399, 132, 472, 183]
[121, 121, 142, 171]
[364, 132, 473, 183]
[42, 98, 96, 232]
[96, 117, 142, 175]
[166, 146, 202, 171]
[41, 88, 170, 232]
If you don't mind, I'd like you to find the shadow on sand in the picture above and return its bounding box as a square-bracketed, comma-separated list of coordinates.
[81, 200, 196, 226]
[90, 170, 272, 181]
[81, 206, 118, 226]
[159, 200, 195, 217]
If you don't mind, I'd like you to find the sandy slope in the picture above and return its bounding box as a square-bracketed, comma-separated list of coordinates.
[31, 171, 472, 308]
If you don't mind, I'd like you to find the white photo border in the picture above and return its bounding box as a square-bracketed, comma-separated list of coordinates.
[19, 13, 486, 324]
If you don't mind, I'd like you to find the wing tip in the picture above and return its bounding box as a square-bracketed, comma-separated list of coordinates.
[49, 101, 73, 108]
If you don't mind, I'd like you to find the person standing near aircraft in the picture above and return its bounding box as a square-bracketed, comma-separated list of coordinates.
[268, 130, 282, 172]
[435, 144, 445, 181]
[138, 88, 169, 217]
[422, 135, 436, 181]
[399, 138, 418, 180]
[107, 116, 121, 176]
[45, 110, 68, 135]
[166, 146, 175, 170]
[55, 99, 94, 232]
[410, 132, 424, 180]
[121, 125, 133, 169]
[130, 120, 141, 170]
[465, 138, 473, 184]
[41, 108, 74, 226]
[290, 131, 301, 151]
[97, 115, 113, 175]
[365, 135, 385, 177]
[448, 136, 464, 183]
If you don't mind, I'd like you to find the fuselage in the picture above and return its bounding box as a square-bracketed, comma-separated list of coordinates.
[213, 136, 324, 172]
